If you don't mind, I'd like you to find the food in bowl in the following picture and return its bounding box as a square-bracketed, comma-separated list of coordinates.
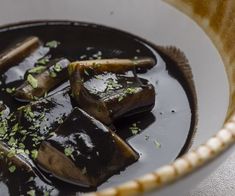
[0, 21, 196, 195]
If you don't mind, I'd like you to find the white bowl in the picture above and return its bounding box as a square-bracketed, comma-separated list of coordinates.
[0, 1, 233, 196]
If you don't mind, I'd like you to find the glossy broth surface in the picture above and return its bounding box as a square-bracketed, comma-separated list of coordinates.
[0, 21, 196, 195]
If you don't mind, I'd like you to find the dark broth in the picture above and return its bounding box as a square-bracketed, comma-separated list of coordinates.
[0, 21, 196, 195]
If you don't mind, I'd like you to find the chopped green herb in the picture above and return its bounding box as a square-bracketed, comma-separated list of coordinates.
[27, 189, 36, 196]
[12, 123, 19, 132]
[94, 75, 102, 80]
[49, 132, 56, 137]
[8, 165, 16, 173]
[8, 137, 17, 147]
[117, 87, 139, 102]
[129, 123, 141, 135]
[46, 40, 60, 48]
[24, 149, 30, 155]
[64, 147, 74, 157]
[106, 79, 122, 91]
[27, 74, 38, 88]
[39, 113, 46, 120]
[6, 87, 15, 94]
[118, 96, 124, 102]
[37, 56, 50, 65]
[153, 140, 161, 149]
[44, 191, 50, 196]
[53, 63, 62, 72]
[16, 149, 25, 155]
[18, 143, 25, 149]
[20, 129, 27, 135]
[28, 66, 46, 74]
[125, 87, 138, 95]
[24, 106, 35, 119]
[31, 150, 38, 160]
[7, 149, 16, 158]
[49, 71, 57, 78]
[0, 121, 7, 136]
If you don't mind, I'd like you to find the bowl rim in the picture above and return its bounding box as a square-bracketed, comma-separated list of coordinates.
[85, 0, 235, 195]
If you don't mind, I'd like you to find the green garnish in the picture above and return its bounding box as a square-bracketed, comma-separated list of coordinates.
[53, 63, 62, 72]
[20, 129, 27, 135]
[27, 189, 36, 196]
[129, 123, 141, 135]
[6, 87, 15, 94]
[27, 74, 38, 88]
[28, 66, 46, 74]
[64, 147, 74, 157]
[46, 40, 60, 48]
[24, 106, 35, 119]
[117, 87, 139, 102]
[31, 149, 38, 160]
[37, 56, 50, 65]
[106, 79, 122, 91]
[8, 137, 17, 147]
[8, 165, 16, 173]
[7, 149, 16, 158]
[18, 143, 25, 149]
[94, 75, 102, 80]
[49, 71, 57, 78]
[44, 191, 50, 196]
[49, 132, 56, 137]
[16, 149, 25, 154]
[154, 140, 161, 149]
[0, 120, 7, 136]
[12, 123, 19, 132]
[24, 149, 30, 155]
[124, 87, 139, 94]
[118, 96, 124, 102]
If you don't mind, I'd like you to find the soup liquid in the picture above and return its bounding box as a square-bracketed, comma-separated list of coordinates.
[0, 21, 196, 195]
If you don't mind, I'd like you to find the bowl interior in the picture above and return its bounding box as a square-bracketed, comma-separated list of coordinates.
[0, 0, 229, 190]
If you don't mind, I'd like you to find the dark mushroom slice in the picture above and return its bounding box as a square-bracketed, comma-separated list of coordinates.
[37, 108, 139, 188]
[14, 58, 70, 102]
[0, 36, 40, 72]
[1, 87, 73, 149]
[0, 88, 71, 194]
[0, 143, 57, 195]
[69, 58, 156, 124]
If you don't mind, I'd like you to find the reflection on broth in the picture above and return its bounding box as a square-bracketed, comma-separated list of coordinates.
[0, 21, 196, 195]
